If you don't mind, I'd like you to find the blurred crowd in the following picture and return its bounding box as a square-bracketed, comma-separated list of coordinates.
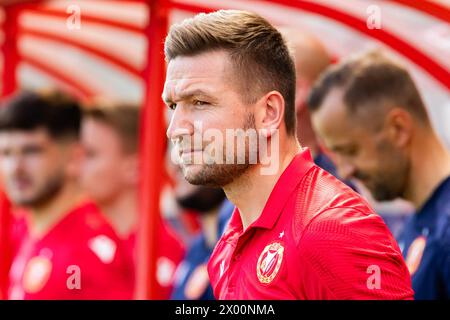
[0, 27, 448, 300]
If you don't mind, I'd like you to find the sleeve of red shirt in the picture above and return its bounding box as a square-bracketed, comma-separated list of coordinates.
[297, 207, 414, 300]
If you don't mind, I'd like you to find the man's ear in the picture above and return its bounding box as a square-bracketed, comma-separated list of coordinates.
[384, 107, 413, 148]
[65, 142, 83, 179]
[256, 91, 285, 138]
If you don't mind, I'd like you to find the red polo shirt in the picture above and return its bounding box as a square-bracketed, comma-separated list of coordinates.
[208, 149, 414, 300]
[8, 201, 134, 299]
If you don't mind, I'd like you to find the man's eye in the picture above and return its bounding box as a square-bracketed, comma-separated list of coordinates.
[194, 100, 208, 107]
[168, 103, 177, 110]
[23, 146, 43, 156]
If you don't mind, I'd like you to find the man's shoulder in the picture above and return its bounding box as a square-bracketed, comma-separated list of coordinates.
[291, 167, 398, 257]
[52, 202, 125, 265]
[75, 201, 111, 227]
[291, 165, 375, 237]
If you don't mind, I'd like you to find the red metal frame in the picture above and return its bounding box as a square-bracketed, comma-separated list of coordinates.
[1, 5, 20, 96]
[263, 0, 450, 90]
[168, 0, 450, 90]
[135, 0, 168, 300]
[0, 4, 18, 299]
[0, 193, 12, 299]
[24, 7, 145, 35]
[19, 28, 143, 79]
[390, 0, 450, 23]
[19, 53, 96, 99]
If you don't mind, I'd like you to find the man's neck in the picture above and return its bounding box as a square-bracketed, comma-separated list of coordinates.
[406, 130, 450, 209]
[29, 182, 84, 238]
[99, 190, 138, 239]
[224, 139, 300, 230]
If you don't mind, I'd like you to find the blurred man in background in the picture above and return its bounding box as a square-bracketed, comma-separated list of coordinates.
[282, 28, 410, 239]
[309, 50, 450, 299]
[171, 168, 228, 300]
[0, 90, 133, 299]
[80, 102, 185, 299]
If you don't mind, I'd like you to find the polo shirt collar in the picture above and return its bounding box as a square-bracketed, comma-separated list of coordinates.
[227, 148, 316, 233]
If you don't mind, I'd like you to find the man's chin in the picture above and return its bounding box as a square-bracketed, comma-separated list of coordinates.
[181, 164, 228, 187]
[182, 164, 208, 185]
[11, 190, 57, 208]
[12, 196, 38, 207]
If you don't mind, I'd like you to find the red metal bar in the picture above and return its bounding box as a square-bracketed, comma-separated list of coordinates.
[135, 0, 168, 299]
[168, 0, 450, 90]
[19, 53, 95, 99]
[167, 1, 214, 14]
[262, 0, 450, 90]
[24, 7, 145, 35]
[389, 0, 450, 23]
[1, 5, 20, 96]
[0, 4, 19, 300]
[0, 192, 12, 300]
[18, 28, 144, 79]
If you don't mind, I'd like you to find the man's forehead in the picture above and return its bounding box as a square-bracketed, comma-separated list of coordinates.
[0, 129, 50, 144]
[167, 50, 230, 77]
[163, 51, 232, 100]
[312, 92, 365, 147]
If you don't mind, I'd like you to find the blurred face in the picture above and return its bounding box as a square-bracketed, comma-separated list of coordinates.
[80, 119, 136, 205]
[311, 88, 410, 201]
[164, 50, 256, 187]
[0, 129, 67, 207]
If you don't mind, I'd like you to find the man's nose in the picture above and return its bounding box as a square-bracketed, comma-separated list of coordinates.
[166, 106, 194, 142]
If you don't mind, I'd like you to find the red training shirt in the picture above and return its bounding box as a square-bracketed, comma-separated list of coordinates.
[208, 149, 414, 300]
[8, 201, 134, 299]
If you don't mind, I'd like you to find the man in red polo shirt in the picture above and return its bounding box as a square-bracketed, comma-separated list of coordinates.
[0, 90, 133, 299]
[80, 102, 185, 299]
[163, 10, 413, 299]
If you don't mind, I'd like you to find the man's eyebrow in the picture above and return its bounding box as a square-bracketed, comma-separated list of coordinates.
[162, 89, 214, 104]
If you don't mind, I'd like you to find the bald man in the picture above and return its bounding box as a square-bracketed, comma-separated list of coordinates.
[308, 50, 450, 299]
[282, 30, 412, 238]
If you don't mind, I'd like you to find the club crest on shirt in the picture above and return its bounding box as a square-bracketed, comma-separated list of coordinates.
[256, 241, 284, 284]
[23, 255, 53, 294]
[405, 235, 427, 275]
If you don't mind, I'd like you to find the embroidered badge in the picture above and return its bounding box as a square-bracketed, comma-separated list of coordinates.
[256, 241, 284, 284]
[405, 235, 426, 275]
[23, 255, 52, 294]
